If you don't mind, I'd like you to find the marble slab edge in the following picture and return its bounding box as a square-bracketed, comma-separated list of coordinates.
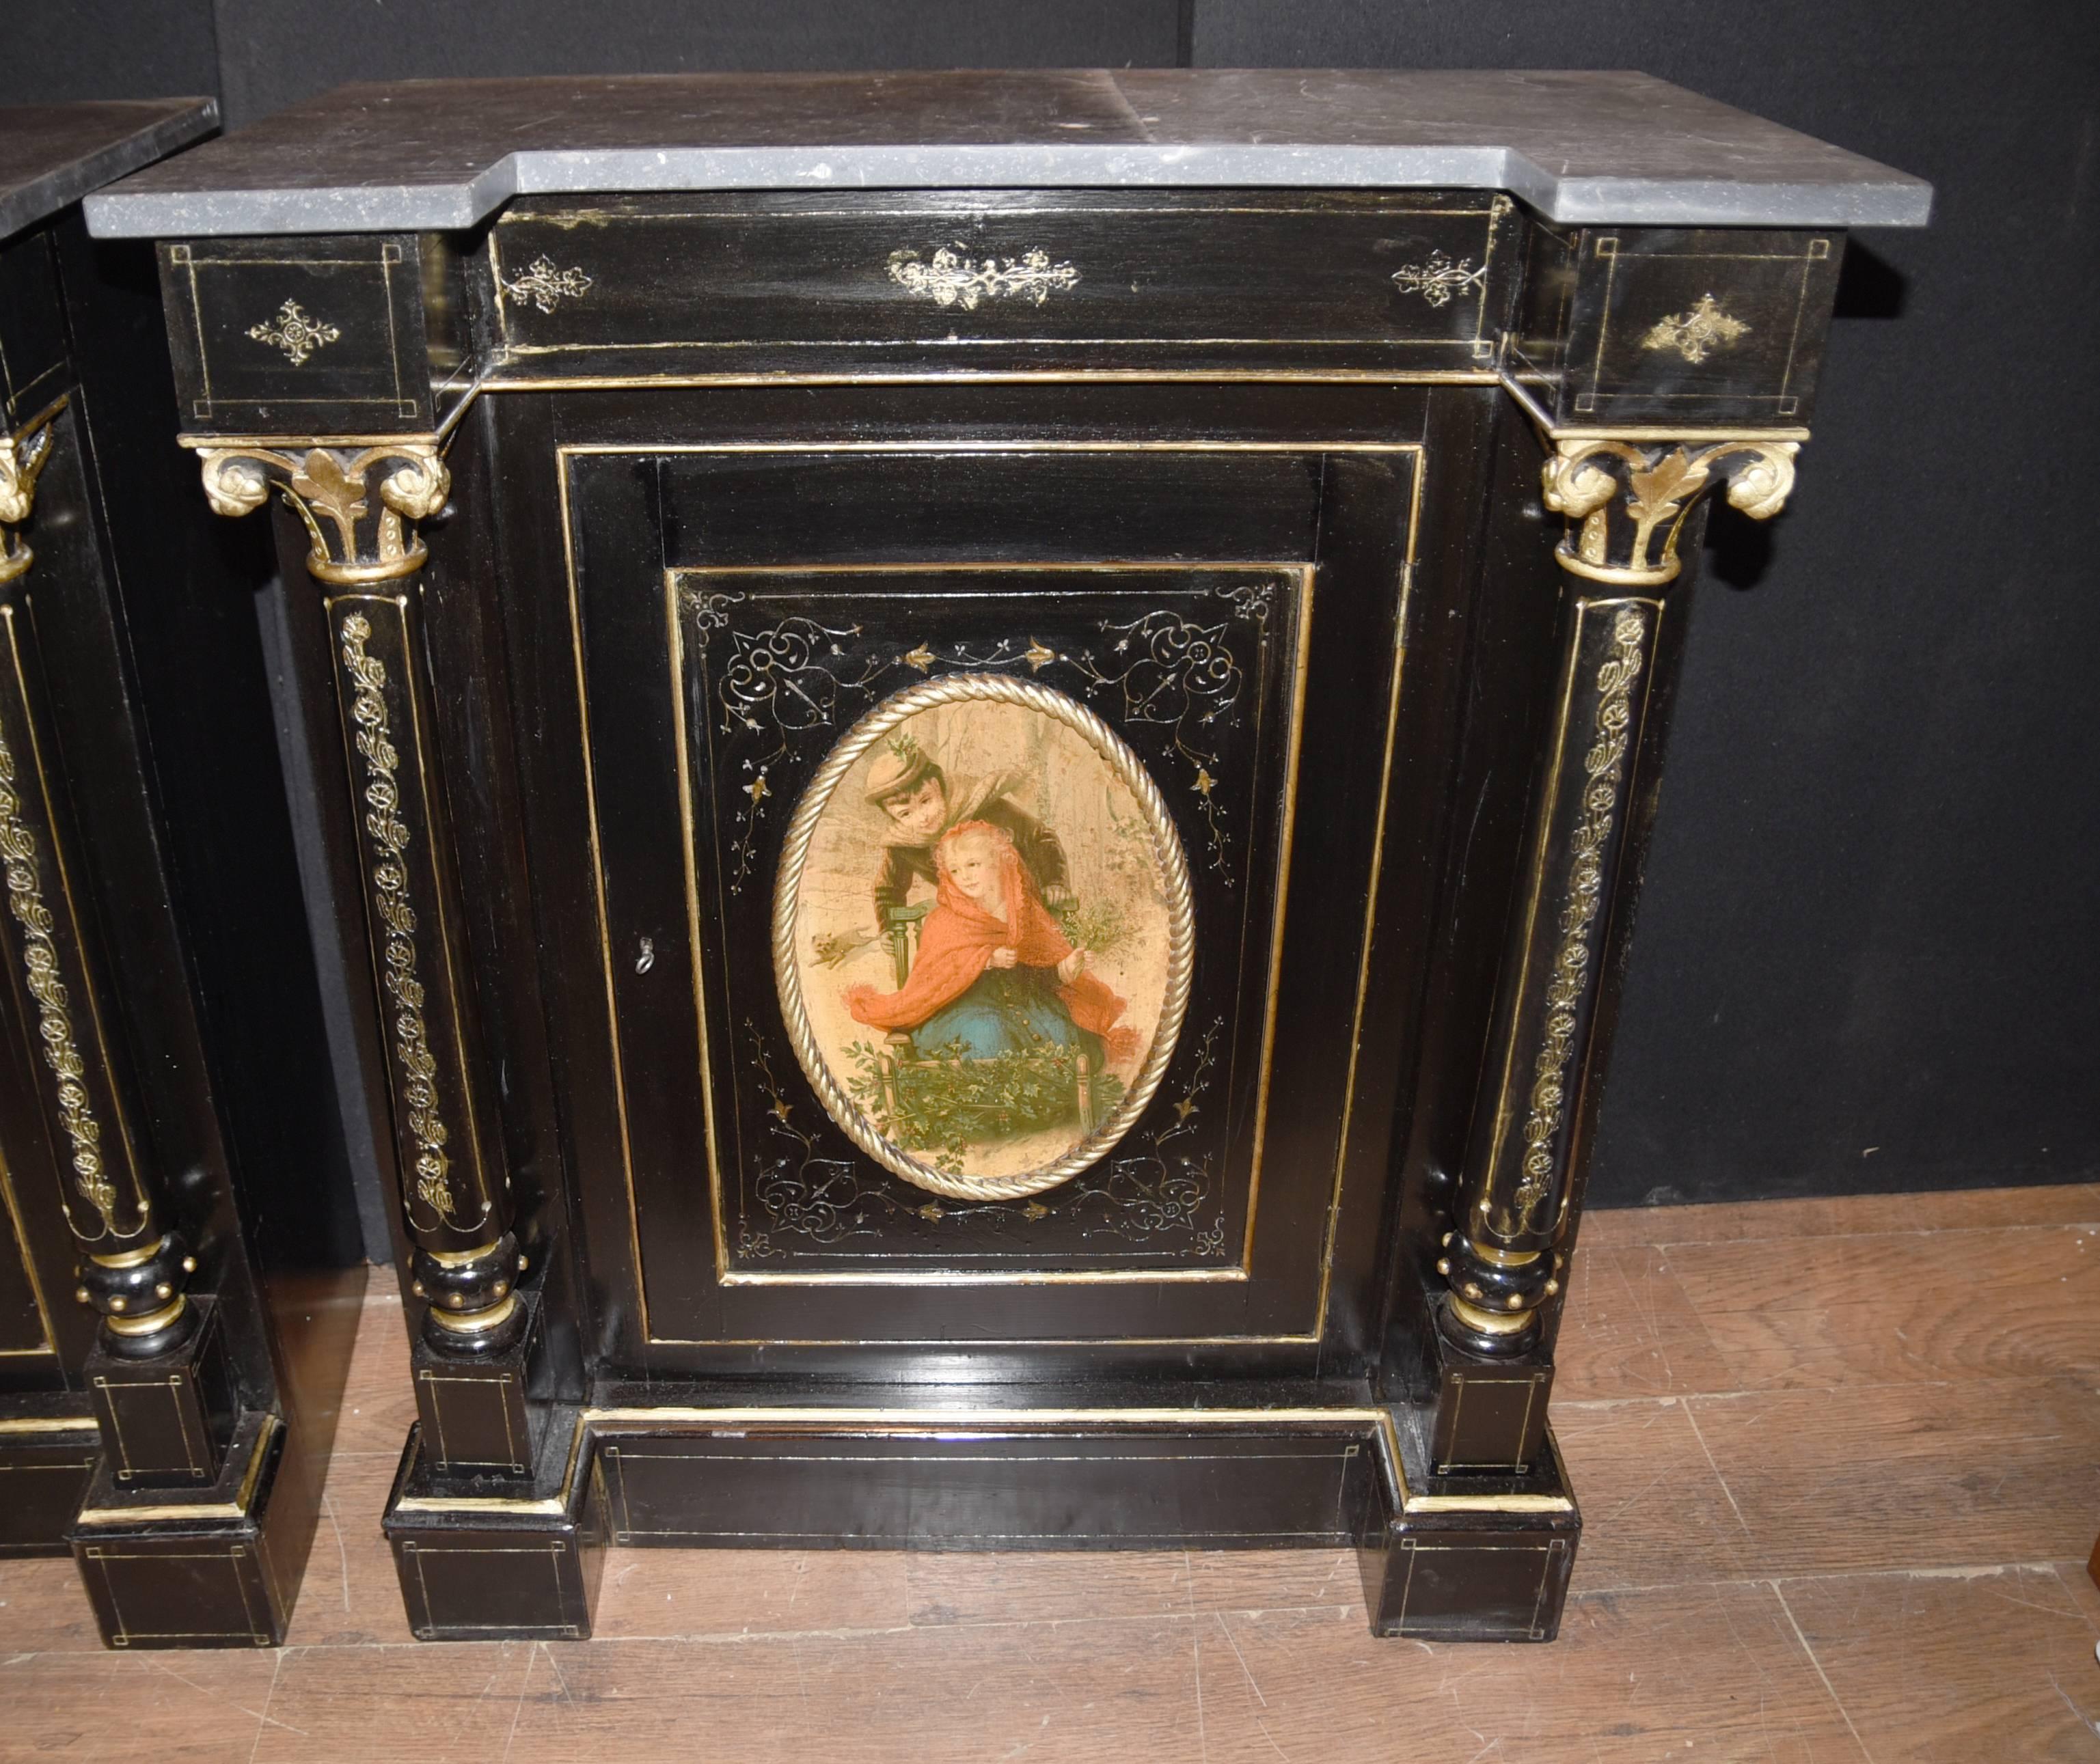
[81, 141, 1933, 238]
[0, 98, 219, 244]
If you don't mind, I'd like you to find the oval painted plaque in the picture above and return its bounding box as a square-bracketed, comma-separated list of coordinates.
[772, 674, 1192, 1200]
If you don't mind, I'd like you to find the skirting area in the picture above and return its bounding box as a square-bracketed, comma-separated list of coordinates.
[3, 1182, 2097, 1759]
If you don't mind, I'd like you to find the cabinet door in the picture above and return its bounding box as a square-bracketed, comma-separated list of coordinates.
[547, 435, 1441, 1367]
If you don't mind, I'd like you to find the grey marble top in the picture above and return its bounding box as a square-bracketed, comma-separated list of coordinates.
[82, 70, 1930, 238]
[1, 99, 218, 243]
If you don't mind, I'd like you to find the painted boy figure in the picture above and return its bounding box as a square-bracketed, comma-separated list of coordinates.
[865, 732, 1072, 928]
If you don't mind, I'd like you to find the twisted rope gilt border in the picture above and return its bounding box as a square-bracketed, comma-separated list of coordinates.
[772, 673, 1195, 1202]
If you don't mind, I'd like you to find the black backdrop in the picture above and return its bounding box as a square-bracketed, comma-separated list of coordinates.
[6, 1, 2094, 1224]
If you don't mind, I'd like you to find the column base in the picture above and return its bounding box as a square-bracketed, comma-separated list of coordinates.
[1397, 1282, 1555, 1475]
[65, 1408, 292, 1648]
[86, 1295, 240, 1487]
[1358, 1405, 1581, 1642]
[383, 1407, 606, 1642]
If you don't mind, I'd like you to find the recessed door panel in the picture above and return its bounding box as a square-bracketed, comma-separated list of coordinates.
[557, 444, 1422, 1353]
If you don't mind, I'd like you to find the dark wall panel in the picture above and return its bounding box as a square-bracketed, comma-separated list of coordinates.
[1195, 0, 2100, 1204]
[209, 0, 1182, 127]
[0, 0, 219, 108]
[5, 1, 2090, 1225]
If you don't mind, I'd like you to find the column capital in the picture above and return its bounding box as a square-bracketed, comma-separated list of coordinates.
[1540, 433, 1799, 586]
[0, 398, 63, 587]
[192, 439, 450, 585]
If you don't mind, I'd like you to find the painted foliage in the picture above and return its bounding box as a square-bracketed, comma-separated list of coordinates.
[774, 674, 1190, 1200]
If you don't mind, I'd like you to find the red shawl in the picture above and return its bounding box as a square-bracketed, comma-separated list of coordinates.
[844, 821, 1138, 1065]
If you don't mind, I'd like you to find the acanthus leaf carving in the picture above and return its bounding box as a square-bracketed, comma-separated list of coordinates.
[1540, 437, 1799, 585]
[194, 442, 450, 585]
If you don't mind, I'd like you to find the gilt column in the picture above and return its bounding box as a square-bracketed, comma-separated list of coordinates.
[194, 441, 525, 1358]
[1437, 433, 1800, 1358]
[0, 403, 202, 1364]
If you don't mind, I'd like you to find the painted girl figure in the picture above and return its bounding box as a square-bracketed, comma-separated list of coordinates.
[844, 821, 1140, 1073]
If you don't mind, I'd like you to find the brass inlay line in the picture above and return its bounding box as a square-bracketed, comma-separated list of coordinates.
[73, 1413, 278, 1524]
[487, 369, 1501, 391]
[0, 1413, 94, 1435]
[1238, 566, 1317, 1266]
[394, 1405, 1567, 1524]
[0, 1138, 57, 1355]
[501, 335, 1495, 357]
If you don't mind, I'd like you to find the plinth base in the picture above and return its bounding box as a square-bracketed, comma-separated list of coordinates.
[380, 1388, 1580, 1642]
[65, 1409, 292, 1648]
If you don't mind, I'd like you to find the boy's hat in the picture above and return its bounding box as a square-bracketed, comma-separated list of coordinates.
[865, 733, 938, 805]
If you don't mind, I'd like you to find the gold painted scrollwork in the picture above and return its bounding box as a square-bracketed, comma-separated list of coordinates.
[886, 246, 1078, 309]
[246, 298, 340, 366]
[1540, 436, 1798, 586]
[1640, 293, 1749, 364]
[195, 443, 451, 585]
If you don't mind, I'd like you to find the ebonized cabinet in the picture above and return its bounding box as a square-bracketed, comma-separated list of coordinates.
[85, 70, 1930, 1644]
[0, 101, 366, 1647]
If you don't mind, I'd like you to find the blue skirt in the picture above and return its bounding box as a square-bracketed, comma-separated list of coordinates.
[911, 966, 1104, 1066]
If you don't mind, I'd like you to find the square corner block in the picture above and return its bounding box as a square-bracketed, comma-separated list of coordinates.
[1359, 1413, 1581, 1642]
[410, 1289, 549, 1477]
[86, 1298, 238, 1487]
[383, 1417, 607, 1642]
[66, 1407, 295, 1648]
[1512, 220, 1843, 427]
[1430, 1360, 1553, 1476]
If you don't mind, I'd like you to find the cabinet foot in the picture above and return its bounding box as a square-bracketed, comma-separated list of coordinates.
[383, 1414, 607, 1642]
[1356, 1411, 1581, 1643]
[66, 1409, 292, 1647]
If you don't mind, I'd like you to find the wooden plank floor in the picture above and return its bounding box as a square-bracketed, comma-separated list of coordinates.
[4, 1183, 2099, 1761]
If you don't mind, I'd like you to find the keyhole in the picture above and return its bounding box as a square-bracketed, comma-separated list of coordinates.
[635, 936, 655, 975]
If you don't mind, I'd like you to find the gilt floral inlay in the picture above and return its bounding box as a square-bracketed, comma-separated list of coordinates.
[247, 299, 341, 366]
[1389, 251, 1487, 307]
[688, 592, 1268, 895]
[503, 255, 595, 314]
[0, 719, 122, 1237]
[1640, 293, 1749, 364]
[1503, 607, 1648, 1235]
[887, 246, 1079, 309]
[339, 611, 474, 1232]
